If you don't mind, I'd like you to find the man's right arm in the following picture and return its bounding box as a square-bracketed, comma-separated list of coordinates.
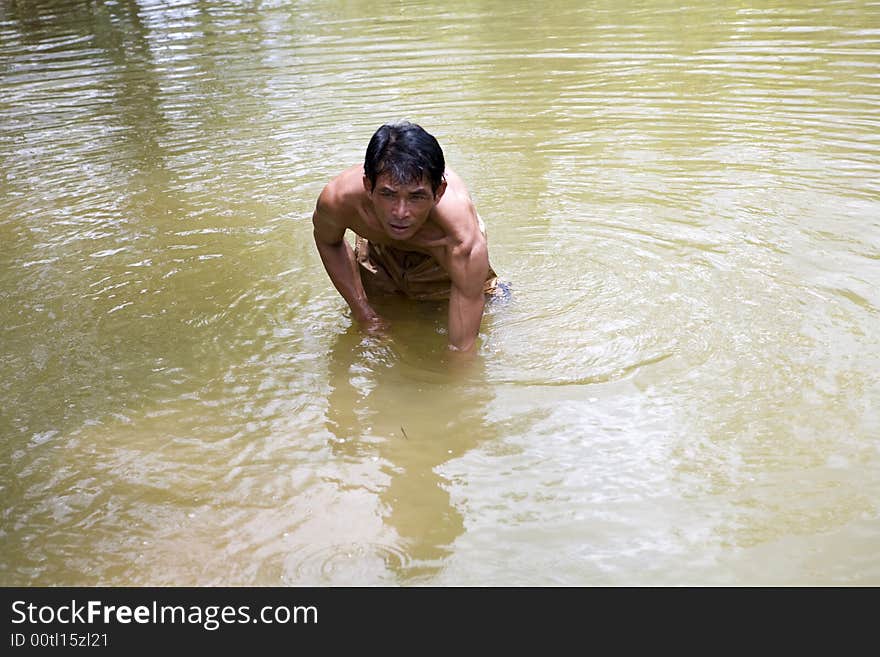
[312, 192, 385, 331]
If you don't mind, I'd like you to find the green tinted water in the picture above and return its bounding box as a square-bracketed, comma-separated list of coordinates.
[2, 0, 878, 584]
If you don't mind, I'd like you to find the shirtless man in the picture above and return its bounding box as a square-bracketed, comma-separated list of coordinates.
[312, 122, 500, 354]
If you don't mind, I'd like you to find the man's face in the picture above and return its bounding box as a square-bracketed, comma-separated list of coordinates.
[365, 172, 444, 241]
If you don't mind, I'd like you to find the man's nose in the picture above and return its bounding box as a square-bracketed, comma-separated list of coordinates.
[393, 198, 409, 217]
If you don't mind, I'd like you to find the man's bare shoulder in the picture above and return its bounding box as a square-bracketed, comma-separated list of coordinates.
[317, 165, 364, 213]
[313, 165, 368, 244]
[433, 168, 482, 246]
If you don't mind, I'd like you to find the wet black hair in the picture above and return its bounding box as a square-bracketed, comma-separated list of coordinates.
[364, 121, 446, 194]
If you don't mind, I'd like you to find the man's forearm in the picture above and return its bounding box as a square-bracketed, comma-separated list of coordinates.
[314, 237, 379, 324]
[447, 288, 485, 353]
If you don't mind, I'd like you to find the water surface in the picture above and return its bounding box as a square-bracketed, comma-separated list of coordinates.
[1, 0, 879, 585]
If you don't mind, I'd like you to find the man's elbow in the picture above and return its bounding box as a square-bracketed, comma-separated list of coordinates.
[313, 214, 344, 249]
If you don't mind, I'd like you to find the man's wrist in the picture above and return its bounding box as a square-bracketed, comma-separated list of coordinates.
[352, 305, 379, 324]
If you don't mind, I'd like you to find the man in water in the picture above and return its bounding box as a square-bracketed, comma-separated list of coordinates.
[312, 121, 501, 354]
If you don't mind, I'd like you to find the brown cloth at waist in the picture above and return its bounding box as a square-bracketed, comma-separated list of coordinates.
[354, 235, 499, 301]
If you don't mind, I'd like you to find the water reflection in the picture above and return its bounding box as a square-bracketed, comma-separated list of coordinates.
[2, 0, 878, 585]
[321, 319, 494, 583]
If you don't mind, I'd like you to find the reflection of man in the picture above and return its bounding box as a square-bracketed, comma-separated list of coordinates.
[312, 121, 501, 354]
[323, 324, 494, 582]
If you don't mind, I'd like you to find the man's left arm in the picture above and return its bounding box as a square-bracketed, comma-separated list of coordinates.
[447, 239, 489, 353]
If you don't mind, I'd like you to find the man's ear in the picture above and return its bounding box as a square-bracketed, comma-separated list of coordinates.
[433, 178, 447, 201]
[363, 175, 372, 194]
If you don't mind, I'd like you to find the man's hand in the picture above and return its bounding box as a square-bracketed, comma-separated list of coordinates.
[360, 313, 390, 335]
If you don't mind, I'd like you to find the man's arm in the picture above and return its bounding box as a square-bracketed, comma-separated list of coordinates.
[446, 238, 489, 353]
[312, 195, 385, 331]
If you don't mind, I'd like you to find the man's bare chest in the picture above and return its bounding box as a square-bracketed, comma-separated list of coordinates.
[347, 209, 447, 262]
